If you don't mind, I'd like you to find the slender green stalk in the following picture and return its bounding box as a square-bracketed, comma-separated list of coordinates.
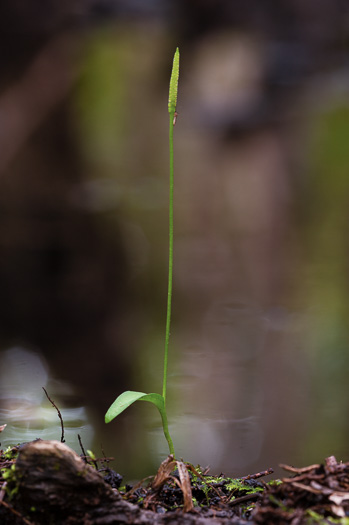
[105, 48, 179, 459]
[163, 48, 179, 406]
[160, 400, 175, 456]
[163, 114, 174, 404]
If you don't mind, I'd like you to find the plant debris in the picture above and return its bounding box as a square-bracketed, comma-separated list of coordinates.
[0, 437, 349, 524]
[122, 454, 274, 520]
[253, 455, 349, 524]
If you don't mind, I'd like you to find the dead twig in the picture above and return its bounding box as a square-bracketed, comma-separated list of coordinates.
[77, 434, 98, 469]
[124, 476, 153, 501]
[0, 498, 35, 525]
[240, 467, 274, 481]
[289, 481, 325, 495]
[42, 387, 65, 443]
[282, 473, 324, 483]
[280, 463, 320, 474]
[228, 492, 262, 506]
[77, 433, 87, 460]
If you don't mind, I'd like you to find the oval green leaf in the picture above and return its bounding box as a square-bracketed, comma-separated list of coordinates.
[105, 390, 165, 423]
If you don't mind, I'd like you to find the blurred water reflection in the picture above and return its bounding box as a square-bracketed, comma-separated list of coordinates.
[0, 347, 93, 452]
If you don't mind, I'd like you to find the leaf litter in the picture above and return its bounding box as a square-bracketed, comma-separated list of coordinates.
[1, 432, 349, 523]
[119, 455, 349, 523]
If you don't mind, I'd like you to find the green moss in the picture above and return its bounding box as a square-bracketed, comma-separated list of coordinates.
[226, 478, 263, 494]
[1, 464, 20, 499]
[2, 446, 19, 461]
[305, 512, 349, 525]
[1, 463, 16, 481]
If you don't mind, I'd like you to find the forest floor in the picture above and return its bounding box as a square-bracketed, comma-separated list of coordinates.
[0, 426, 348, 524]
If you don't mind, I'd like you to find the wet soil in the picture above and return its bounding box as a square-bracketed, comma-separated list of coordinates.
[0, 436, 348, 524]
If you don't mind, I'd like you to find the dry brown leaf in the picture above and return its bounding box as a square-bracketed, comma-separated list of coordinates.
[176, 460, 194, 512]
[151, 454, 176, 491]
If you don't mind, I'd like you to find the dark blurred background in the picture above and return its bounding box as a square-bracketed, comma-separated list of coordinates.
[0, 0, 349, 480]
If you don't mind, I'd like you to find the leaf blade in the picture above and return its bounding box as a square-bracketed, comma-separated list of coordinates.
[105, 391, 146, 423]
[105, 391, 165, 423]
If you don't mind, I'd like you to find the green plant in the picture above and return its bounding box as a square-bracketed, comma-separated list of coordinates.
[105, 48, 180, 457]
